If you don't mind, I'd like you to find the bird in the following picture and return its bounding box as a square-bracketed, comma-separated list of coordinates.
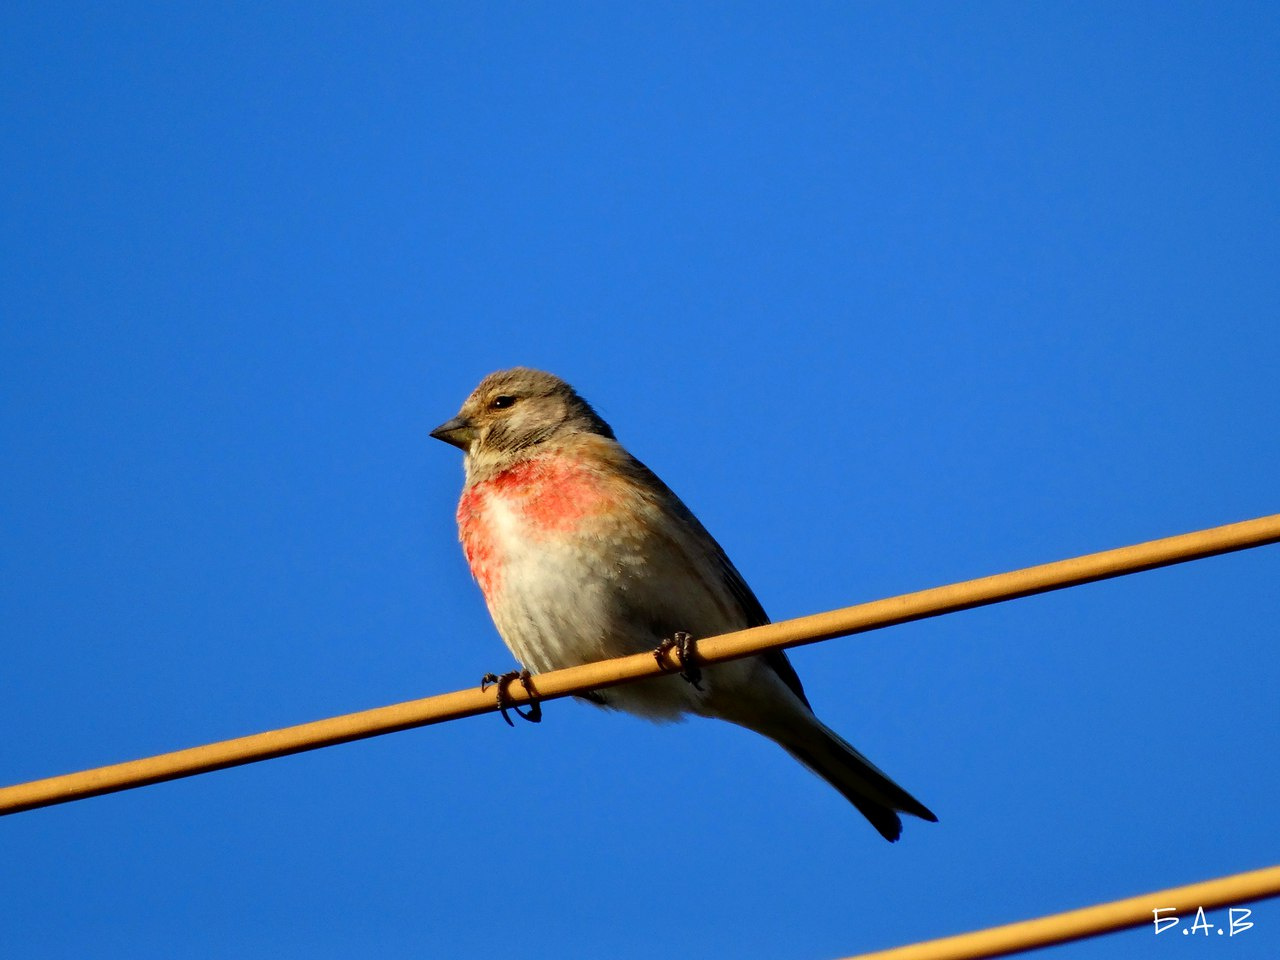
[430, 367, 936, 841]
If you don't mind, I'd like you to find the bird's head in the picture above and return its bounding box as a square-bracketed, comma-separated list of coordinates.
[430, 368, 615, 470]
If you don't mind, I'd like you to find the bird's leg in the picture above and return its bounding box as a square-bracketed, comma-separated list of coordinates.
[652, 631, 703, 690]
[480, 669, 542, 726]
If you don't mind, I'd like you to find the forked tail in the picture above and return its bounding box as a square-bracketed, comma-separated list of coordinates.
[775, 717, 937, 842]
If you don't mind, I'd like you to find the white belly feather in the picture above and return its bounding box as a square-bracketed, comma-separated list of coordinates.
[477, 494, 759, 720]
[462, 465, 786, 722]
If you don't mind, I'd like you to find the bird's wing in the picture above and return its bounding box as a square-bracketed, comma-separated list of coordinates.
[620, 452, 812, 709]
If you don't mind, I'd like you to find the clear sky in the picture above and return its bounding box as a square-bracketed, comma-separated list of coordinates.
[2, 4, 1277, 959]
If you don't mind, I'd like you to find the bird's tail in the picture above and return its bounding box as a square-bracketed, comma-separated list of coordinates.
[770, 716, 937, 842]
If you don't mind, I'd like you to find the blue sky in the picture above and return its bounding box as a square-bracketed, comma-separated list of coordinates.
[2, 4, 1277, 958]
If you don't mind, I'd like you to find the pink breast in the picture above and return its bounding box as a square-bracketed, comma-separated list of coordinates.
[457, 456, 615, 596]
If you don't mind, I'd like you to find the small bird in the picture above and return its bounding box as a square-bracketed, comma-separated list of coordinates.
[431, 367, 936, 841]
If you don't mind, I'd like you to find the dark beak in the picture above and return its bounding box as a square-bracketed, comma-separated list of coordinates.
[430, 415, 477, 451]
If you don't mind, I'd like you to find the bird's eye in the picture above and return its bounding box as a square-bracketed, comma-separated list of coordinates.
[490, 395, 517, 410]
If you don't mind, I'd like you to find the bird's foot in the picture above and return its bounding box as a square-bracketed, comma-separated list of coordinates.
[480, 669, 542, 726]
[652, 631, 703, 690]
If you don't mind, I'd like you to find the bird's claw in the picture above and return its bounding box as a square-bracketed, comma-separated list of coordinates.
[653, 631, 703, 690]
[481, 669, 542, 726]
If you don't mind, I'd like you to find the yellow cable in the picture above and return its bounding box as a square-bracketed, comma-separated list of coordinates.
[841, 864, 1280, 960]
[1, 512, 1276, 816]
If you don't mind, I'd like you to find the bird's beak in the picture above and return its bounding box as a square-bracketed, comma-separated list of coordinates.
[430, 415, 477, 451]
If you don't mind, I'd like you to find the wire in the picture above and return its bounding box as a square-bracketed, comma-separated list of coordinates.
[840, 864, 1280, 960]
[1, 511, 1276, 817]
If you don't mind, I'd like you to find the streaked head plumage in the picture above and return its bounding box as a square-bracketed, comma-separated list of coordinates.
[430, 368, 615, 463]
